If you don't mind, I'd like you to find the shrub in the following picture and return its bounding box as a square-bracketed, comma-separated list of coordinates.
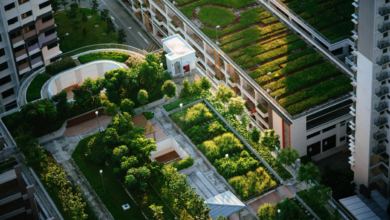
[78, 51, 130, 64]
[198, 141, 220, 162]
[46, 57, 77, 76]
[120, 98, 135, 115]
[125, 55, 144, 68]
[184, 121, 226, 145]
[184, 103, 213, 127]
[86, 133, 107, 164]
[171, 157, 194, 170]
[214, 133, 244, 156]
[26, 73, 51, 102]
[142, 111, 154, 120]
[214, 150, 258, 179]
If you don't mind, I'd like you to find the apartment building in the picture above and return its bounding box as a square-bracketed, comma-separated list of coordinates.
[122, 0, 354, 159]
[0, 161, 53, 220]
[0, 0, 61, 113]
[348, 0, 390, 197]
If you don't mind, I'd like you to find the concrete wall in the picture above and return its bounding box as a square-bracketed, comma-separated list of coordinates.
[151, 136, 188, 159]
[48, 61, 122, 99]
[358, 0, 375, 62]
[290, 116, 307, 156]
[166, 51, 196, 76]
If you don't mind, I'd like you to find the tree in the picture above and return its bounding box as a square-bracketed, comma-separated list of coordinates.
[216, 215, 225, 220]
[100, 9, 109, 22]
[91, 0, 99, 13]
[120, 98, 135, 115]
[149, 204, 163, 220]
[137, 90, 148, 111]
[71, 20, 82, 31]
[72, 77, 105, 110]
[104, 102, 119, 115]
[180, 78, 193, 100]
[125, 55, 143, 68]
[67, 3, 78, 19]
[162, 80, 177, 100]
[82, 12, 88, 33]
[77, 0, 85, 7]
[199, 76, 212, 93]
[277, 146, 299, 168]
[260, 129, 280, 152]
[117, 29, 127, 43]
[106, 17, 115, 33]
[241, 113, 251, 139]
[125, 166, 151, 196]
[138, 53, 160, 89]
[251, 126, 260, 143]
[50, 0, 59, 12]
[228, 96, 245, 115]
[120, 156, 138, 170]
[20, 99, 57, 136]
[59, 0, 68, 10]
[104, 68, 136, 105]
[51, 90, 69, 119]
[190, 80, 202, 96]
[298, 162, 321, 191]
[112, 145, 129, 161]
[216, 84, 234, 103]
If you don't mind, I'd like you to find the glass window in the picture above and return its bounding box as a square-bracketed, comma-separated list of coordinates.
[21, 11, 32, 19]
[307, 131, 321, 139]
[42, 14, 53, 23]
[10, 31, 21, 39]
[386, 15, 389, 21]
[4, 3, 15, 11]
[384, 32, 389, 38]
[0, 75, 11, 86]
[30, 53, 41, 59]
[2, 88, 14, 99]
[18, 0, 29, 5]
[384, 48, 388, 54]
[14, 45, 24, 53]
[0, 62, 8, 71]
[47, 42, 57, 50]
[24, 24, 35, 33]
[39, 1, 50, 9]
[0, 48, 5, 57]
[27, 38, 38, 47]
[44, 28, 55, 37]
[7, 17, 18, 25]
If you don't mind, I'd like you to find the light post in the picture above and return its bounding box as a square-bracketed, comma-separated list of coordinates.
[278, 209, 281, 220]
[215, 25, 220, 45]
[267, 72, 272, 93]
[100, 170, 106, 193]
[180, 103, 184, 127]
[160, 63, 164, 82]
[61, 33, 69, 43]
[225, 154, 229, 180]
[95, 111, 101, 132]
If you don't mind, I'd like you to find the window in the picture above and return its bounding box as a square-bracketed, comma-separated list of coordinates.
[24, 24, 35, 33]
[307, 131, 321, 139]
[323, 125, 336, 133]
[386, 15, 389, 21]
[382, 96, 386, 100]
[0, 35, 2, 42]
[340, 137, 346, 142]
[14, 45, 24, 53]
[47, 42, 57, 50]
[18, 0, 29, 5]
[387, 0, 390, 3]
[384, 49, 388, 54]
[44, 28, 55, 37]
[27, 38, 38, 47]
[10, 31, 21, 39]
[42, 14, 53, 23]
[39, 1, 50, 9]
[4, 3, 15, 11]
[340, 121, 345, 126]
[7, 17, 18, 25]
[50, 56, 60, 63]
[0, 48, 5, 57]
[384, 32, 389, 38]
[387, 124, 390, 129]
[21, 11, 32, 19]
[2, 88, 14, 99]
[382, 80, 387, 85]
[17, 58, 27, 66]
[306, 100, 352, 130]
[0, 62, 8, 71]
[0, 75, 11, 86]
[5, 101, 17, 111]
[383, 65, 387, 70]
[30, 52, 41, 60]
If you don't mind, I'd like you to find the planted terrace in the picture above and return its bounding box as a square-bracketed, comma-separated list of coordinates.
[175, 0, 352, 116]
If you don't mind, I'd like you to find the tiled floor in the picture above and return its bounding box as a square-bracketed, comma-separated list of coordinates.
[155, 151, 181, 163]
[279, 185, 295, 198]
[146, 123, 167, 141]
[248, 191, 283, 214]
[63, 115, 111, 136]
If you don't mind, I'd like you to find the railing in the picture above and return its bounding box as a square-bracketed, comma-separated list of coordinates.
[377, 55, 390, 66]
[375, 102, 388, 112]
[329, 197, 355, 220]
[376, 71, 390, 82]
[373, 144, 386, 155]
[373, 131, 387, 141]
[379, 6, 390, 16]
[374, 117, 388, 127]
[294, 194, 321, 220]
[379, 22, 390, 33]
[0, 159, 18, 174]
[0, 188, 20, 201]
[345, 55, 357, 67]
[59, 43, 148, 58]
[375, 87, 389, 97]
[377, 40, 390, 49]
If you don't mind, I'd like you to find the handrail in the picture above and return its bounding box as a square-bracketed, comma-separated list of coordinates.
[59, 43, 149, 58]
[294, 194, 321, 220]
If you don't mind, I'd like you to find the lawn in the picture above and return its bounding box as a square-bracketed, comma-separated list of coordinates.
[55, 8, 119, 53]
[163, 94, 204, 111]
[177, 1, 352, 116]
[198, 6, 236, 27]
[72, 136, 176, 220]
[26, 73, 50, 102]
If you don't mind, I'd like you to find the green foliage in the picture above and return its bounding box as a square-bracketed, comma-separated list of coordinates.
[125, 166, 151, 195]
[26, 73, 51, 102]
[149, 204, 164, 220]
[179, 0, 255, 18]
[184, 103, 213, 127]
[251, 126, 260, 143]
[72, 77, 105, 110]
[125, 55, 144, 68]
[277, 146, 299, 167]
[258, 198, 310, 220]
[298, 162, 321, 189]
[104, 102, 119, 115]
[260, 129, 280, 152]
[163, 94, 203, 111]
[214, 150, 258, 179]
[184, 120, 226, 145]
[171, 157, 194, 170]
[78, 51, 129, 64]
[86, 133, 107, 164]
[180, 77, 193, 100]
[67, 3, 78, 19]
[216, 84, 234, 103]
[161, 80, 177, 99]
[199, 76, 212, 92]
[100, 9, 109, 22]
[321, 165, 356, 200]
[46, 57, 77, 76]
[297, 185, 332, 219]
[137, 89, 148, 108]
[228, 96, 245, 115]
[120, 98, 135, 115]
[117, 29, 127, 43]
[142, 111, 154, 120]
[198, 6, 235, 27]
[229, 167, 277, 199]
[198, 133, 244, 162]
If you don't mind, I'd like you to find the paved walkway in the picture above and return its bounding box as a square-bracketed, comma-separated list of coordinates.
[248, 191, 283, 213]
[63, 115, 111, 136]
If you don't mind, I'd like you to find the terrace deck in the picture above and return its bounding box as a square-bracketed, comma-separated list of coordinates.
[176, 0, 352, 116]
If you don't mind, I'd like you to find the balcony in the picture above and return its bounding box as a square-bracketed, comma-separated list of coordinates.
[375, 87, 389, 97]
[373, 131, 387, 142]
[373, 144, 386, 155]
[188, 33, 203, 49]
[30, 55, 43, 67]
[14, 48, 27, 59]
[377, 55, 390, 66]
[378, 22, 390, 33]
[376, 71, 390, 82]
[11, 35, 23, 45]
[17, 61, 29, 71]
[378, 40, 390, 49]
[375, 102, 388, 112]
[345, 55, 357, 67]
[27, 42, 39, 52]
[374, 117, 388, 127]
[379, 6, 390, 16]
[153, 0, 165, 11]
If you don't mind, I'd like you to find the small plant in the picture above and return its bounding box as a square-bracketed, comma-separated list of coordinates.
[46, 57, 77, 76]
[142, 111, 154, 120]
[78, 51, 129, 64]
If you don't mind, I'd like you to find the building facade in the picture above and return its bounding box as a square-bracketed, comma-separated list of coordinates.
[0, 0, 61, 113]
[122, 0, 353, 159]
[349, 0, 390, 197]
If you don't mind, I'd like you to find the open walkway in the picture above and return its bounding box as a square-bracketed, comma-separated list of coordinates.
[63, 115, 111, 136]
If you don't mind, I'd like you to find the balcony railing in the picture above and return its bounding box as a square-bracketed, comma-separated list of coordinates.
[377, 55, 390, 66]
[345, 55, 357, 67]
[378, 40, 390, 49]
[375, 87, 389, 97]
[17, 61, 29, 71]
[373, 131, 387, 141]
[374, 117, 388, 127]
[379, 6, 390, 16]
[373, 144, 386, 155]
[375, 102, 388, 112]
[378, 22, 390, 33]
[376, 71, 390, 82]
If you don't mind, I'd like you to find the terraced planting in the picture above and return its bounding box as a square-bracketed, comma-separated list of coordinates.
[176, 0, 352, 116]
[280, 0, 354, 41]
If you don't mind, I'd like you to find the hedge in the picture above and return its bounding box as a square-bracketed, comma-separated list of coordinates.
[26, 73, 51, 102]
[78, 51, 130, 64]
[46, 57, 77, 76]
[171, 157, 194, 170]
[142, 111, 154, 120]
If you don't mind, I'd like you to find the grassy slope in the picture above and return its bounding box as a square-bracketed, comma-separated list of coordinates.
[26, 73, 50, 102]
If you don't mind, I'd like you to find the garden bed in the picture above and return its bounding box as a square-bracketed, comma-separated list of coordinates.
[78, 51, 130, 64]
[26, 73, 50, 102]
[176, 0, 352, 116]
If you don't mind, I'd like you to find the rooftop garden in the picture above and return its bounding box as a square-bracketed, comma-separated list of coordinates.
[279, 0, 354, 41]
[176, 0, 352, 116]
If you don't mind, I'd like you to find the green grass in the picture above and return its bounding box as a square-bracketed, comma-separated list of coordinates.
[56, 8, 119, 53]
[26, 73, 50, 102]
[78, 51, 129, 64]
[180, 0, 255, 18]
[198, 6, 236, 27]
[72, 136, 175, 220]
[163, 94, 203, 111]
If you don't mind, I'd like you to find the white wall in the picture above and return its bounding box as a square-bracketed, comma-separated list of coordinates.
[290, 116, 307, 157]
[272, 110, 284, 149]
[166, 52, 196, 76]
[48, 61, 122, 99]
[151, 137, 188, 160]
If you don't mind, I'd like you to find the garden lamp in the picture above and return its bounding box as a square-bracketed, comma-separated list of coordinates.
[180, 103, 184, 126]
[100, 170, 106, 193]
[225, 154, 229, 180]
[160, 63, 164, 82]
[278, 209, 280, 220]
[95, 111, 101, 132]
[216, 25, 220, 45]
[267, 72, 271, 93]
